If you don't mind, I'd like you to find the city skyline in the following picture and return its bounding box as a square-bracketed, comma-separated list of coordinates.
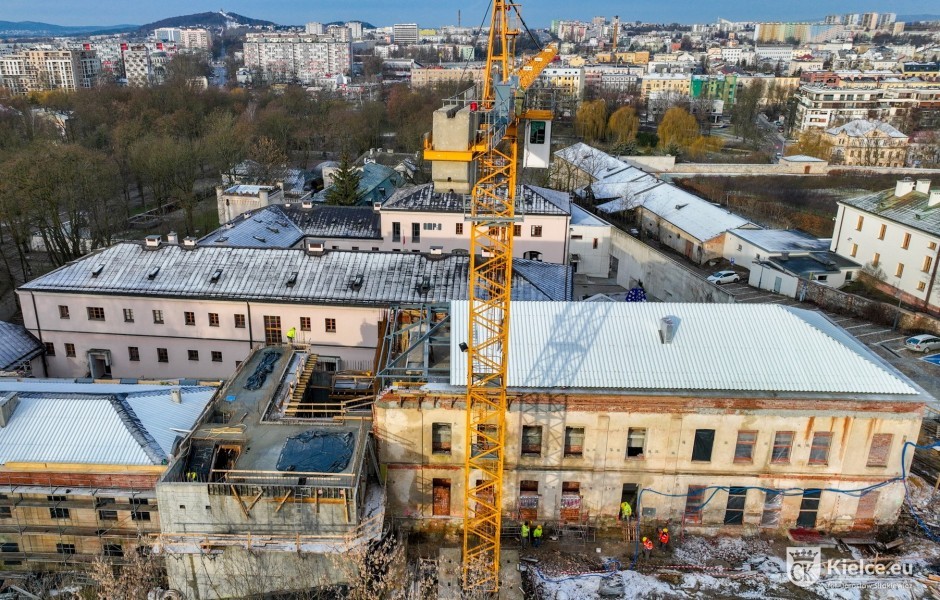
[1, 0, 932, 29]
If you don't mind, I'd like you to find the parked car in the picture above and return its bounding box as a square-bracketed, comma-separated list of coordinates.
[706, 270, 740, 285]
[904, 334, 940, 353]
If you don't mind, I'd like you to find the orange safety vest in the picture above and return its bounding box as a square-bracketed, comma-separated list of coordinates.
[659, 531, 669, 544]
[643, 538, 653, 550]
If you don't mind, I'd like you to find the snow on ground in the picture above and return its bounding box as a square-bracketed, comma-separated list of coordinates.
[673, 535, 773, 566]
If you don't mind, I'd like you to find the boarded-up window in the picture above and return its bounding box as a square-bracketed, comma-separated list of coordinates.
[854, 491, 879, 528]
[772, 431, 794, 463]
[809, 432, 833, 465]
[797, 489, 821, 528]
[432, 479, 451, 516]
[691, 429, 715, 462]
[560, 481, 582, 523]
[724, 487, 747, 525]
[734, 431, 757, 463]
[432, 423, 452, 454]
[519, 480, 539, 521]
[760, 491, 782, 528]
[684, 485, 706, 524]
[867, 434, 893, 467]
[626, 428, 646, 458]
[564, 427, 584, 457]
[521, 425, 542, 456]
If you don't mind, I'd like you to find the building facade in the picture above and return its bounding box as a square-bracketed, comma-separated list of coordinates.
[824, 120, 909, 167]
[0, 49, 99, 94]
[243, 33, 352, 84]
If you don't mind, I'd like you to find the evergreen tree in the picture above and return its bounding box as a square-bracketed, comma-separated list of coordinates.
[325, 153, 362, 206]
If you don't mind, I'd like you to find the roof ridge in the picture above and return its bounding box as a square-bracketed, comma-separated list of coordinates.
[109, 394, 166, 465]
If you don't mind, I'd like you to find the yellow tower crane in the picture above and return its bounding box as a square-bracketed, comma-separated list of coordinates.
[423, 0, 557, 592]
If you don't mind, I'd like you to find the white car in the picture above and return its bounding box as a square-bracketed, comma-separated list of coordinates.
[707, 270, 740, 285]
[904, 334, 940, 353]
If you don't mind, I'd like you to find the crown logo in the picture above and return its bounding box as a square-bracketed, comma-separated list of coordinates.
[788, 548, 818, 561]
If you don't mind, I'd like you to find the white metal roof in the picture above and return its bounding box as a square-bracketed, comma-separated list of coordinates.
[626, 184, 751, 242]
[449, 301, 918, 395]
[826, 119, 908, 139]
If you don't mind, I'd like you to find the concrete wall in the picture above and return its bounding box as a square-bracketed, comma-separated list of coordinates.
[375, 394, 921, 534]
[608, 228, 735, 302]
[217, 187, 283, 224]
[622, 155, 676, 172]
[429, 107, 477, 194]
[802, 278, 940, 333]
[748, 263, 801, 297]
[569, 222, 611, 277]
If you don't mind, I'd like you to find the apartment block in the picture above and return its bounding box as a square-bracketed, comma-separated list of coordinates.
[0, 48, 99, 94]
[243, 33, 352, 84]
[392, 23, 419, 46]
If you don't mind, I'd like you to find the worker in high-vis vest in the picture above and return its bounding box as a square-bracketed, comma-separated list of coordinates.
[620, 500, 633, 521]
[642, 536, 653, 560]
[286, 327, 297, 345]
[520, 521, 530, 548]
[658, 527, 670, 549]
[533, 524, 543, 548]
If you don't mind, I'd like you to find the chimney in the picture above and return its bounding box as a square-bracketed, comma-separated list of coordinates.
[182, 237, 197, 249]
[0, 394, 18, 428]
[259, 189, 269, 204]
[915, 179, 931, 194]
[659, 316, 679, 344]
[373, 201, 382, 212]
[305, 239, 326, 255]
[895, 177, 915, 197]
[301, 200, 314, 209]
[144, 235, 161, 249]
[429, 246, 443, 256]
[929, 189, 940, 208]
[166, 231, 178, 244]
[170, 388, 182, 404]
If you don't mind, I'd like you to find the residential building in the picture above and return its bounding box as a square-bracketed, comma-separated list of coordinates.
[179, 28, 211, 51]
[243, 33, 352, 84]
[154, 27, 182, 43]
[536, 66, 585, 100]
[0, 48, 99, 94]
[754, 22, 844, 44]
[690, 73, 738, 106]
[594, 51, 650, 65]
[216, 184, 284, 224]
[16, 241, 571, 379]
[830, 179, 940, 313]
[156, 347, 381, 597]
[794, 84, 940, 130]
[305, 22, 324, 35]
[392, 23, 419, 46]
[410, 66, 484, 88]
[0, 323, 42, 376]
[314, 162, 405, 206]
[375, 301, 926, 533]
[582, 64, 642, 96]
[0, 379, 215, 572]
[825, 120, 910, 167]
[640, 73, 691, 100]
[568, 205, 613, 277]
[754, 45, 795, 67]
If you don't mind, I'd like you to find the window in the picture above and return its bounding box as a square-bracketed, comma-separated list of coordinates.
[850, 243, 858, 257]
[64, 343, 76, 358]
[187, 350, 199, 361]
[474, 424, 497, 454]
[87, 306, 105, 321]
[208, 313, 220, 327]
[432, 423, 452, 454]
[184, 311, 195, 326]
[626, 428, 646, 459]
[0, 495, 11, 519]
[123, 308, 134, 322]
[58, 305, 70, 319]
[930, 242, 938, 250]
[44, 342, 55, 357]
[895, 263, 904, 277]
[866, 433, 893, 467]
[411, 222, 421, 243]
[263, 315, 281, 345]
[734, 430, 757, 463]
[797, 489, 821, 528]
[157, 348, 168, 363]
[513, 224, 522, 237]
[48, 495, 69, 519]
[211, 351, 223, 362]
[771, 431, 794, 463]
[564, 427, 584, 457]
[878, 224, 886, 240]
[521, 425, 543, 456]
[130, 498, 150, 521]
[593, 238, 599, 249]
[234, 314, 246, 328]
[902, 232, 911, 249]
[691, 429, 715, 462]
[760, 491, 782, 527]
[300, 317, 311, 331]
[153, 310, 164, 324]
[855, 215, 864, 231]
[97, 497, 117, 520]
[684, 485, 705, 524]
[531, 225, 543, 237]
[724, 487, 747, 525]
[809, 432, 832, 464]
[128, 347, 140, 362]
[103, 544, 124, 558]
[529, 120, 546, 144]
[455, 222, 464, 235]
[56, 543, 76, 555]
[923, 256, 934, 273]
[392, 221, 401, 242]
[432, 478, 451, 516]
[872, 252, 880, 266]
[918, 281, 927, 291]
[325, 318, 337, 333]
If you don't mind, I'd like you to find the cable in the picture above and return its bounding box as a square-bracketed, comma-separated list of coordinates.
[900, 440, 940, 543]
[510, 5, 543, 52]
[457, 1, 494, 88]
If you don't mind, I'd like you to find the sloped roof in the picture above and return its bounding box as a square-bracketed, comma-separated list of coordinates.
[0, 322, 42, 370]
[0, 385, 215, 466]
[826, 119, 908, 139]
[20, 243, 572, 303]
[382, 184, 570, 216]
[570, 204, 611, 227]
[840, 188, 940, 237]
[728, 228, 830, 253]
[554, 142, 637, 180]
[281, 204, 382, 240]
[450, 301, 919, 396]
[199, 206, 305, 248]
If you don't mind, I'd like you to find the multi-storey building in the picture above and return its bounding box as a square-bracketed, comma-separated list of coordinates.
[0, 48, 99, 94]
[830, 179, 940, 313]
[640, 73, 691, 99]
[179, 28, 211, 51]
[825, 120, 909, 167]
[754, 22, 844, 44]
[0, 378, 215, 572]
[410, 66, 484, 88]
[795, 84, 940, 130]
[392, 23, 419, 45]
[690, 73, 738, 105]
[536, 66, 584, 100]
[375, 301, 927, 533]
[243, 33, 352, 84]
[305, 22, 324, 35]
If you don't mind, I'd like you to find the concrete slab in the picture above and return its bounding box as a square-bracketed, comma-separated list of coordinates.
[437, 547, 461, 600]
[498, 549, 524, 600]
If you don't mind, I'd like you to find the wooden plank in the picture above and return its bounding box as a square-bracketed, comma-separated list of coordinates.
[246, 490, 264, 513]
[275, 490, 293, 514]
[230, 485, 250, 519]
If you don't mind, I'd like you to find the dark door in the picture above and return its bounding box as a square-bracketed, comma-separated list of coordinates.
[797, 489, 821, 528]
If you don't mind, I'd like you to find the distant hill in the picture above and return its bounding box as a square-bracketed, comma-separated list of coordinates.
[138, 11, 275, 33]
[0, 20, 136, 37]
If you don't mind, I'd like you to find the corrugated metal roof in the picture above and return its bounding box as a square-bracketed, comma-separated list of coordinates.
[280, 204, 382, 240]
[554, 142, 638, 180]
[21, 243, 572, 303]
[383, 184, 570, 215]
[621, 183, 751, 242]
[199, 206, 305, 248]
[570, 204, 611, 227]
[0, 386, 214, 466]
[0, 322, 43, 370]
[840, 188, 940, 237]
[449, 301, 918, 395]
[728, 229, 830, 253]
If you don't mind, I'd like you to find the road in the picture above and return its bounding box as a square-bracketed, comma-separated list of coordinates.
[757, 113, 785, 161]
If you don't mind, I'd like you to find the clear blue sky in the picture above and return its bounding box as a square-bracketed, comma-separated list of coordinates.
[1, 0, 931, 28]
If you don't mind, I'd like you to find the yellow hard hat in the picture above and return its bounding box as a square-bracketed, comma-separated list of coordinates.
[642, 537, 648, 541]
[663, 528, 668, 533]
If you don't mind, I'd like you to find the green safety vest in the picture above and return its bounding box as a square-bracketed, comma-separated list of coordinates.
[533, 526, 542, 538]
[621, 501, 632, 518]
[521, 525, 529, 537]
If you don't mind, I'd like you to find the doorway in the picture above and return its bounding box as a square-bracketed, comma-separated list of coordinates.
[773, 276, 782, 293]
[797, 489, 821, 528]
[87, 350, 112, 378]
